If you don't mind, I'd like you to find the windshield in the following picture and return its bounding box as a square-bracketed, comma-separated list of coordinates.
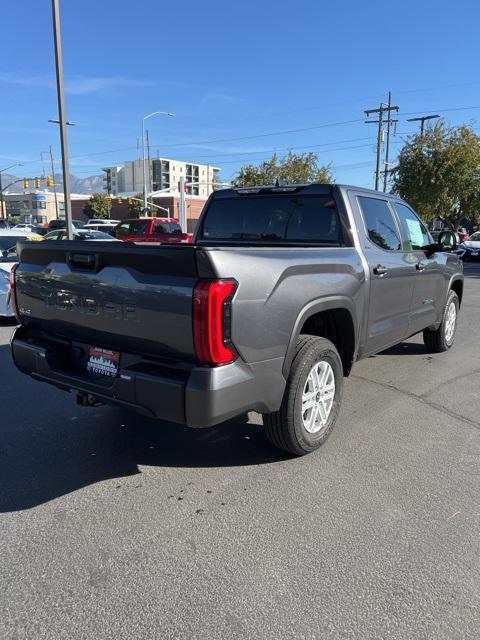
[468, 231, 480, 241]
[0, 236, 24, 262]
[199, 195, 342, 244]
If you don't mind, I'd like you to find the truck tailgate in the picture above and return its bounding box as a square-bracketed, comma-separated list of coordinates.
[15, 241, 202, 361]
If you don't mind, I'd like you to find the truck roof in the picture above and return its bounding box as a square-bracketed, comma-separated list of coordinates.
[121, 217, 180, 223]
[213, 183, 402, 199]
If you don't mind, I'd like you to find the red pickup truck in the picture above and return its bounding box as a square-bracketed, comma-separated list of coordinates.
[113, 218, 192, 243]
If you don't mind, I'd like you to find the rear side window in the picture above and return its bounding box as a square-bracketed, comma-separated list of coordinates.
[393, 202, 430, 251]
[358, 196, 401, 251]
[152, 222, 182, 235]
[200, 195, 342, 244]
[115, 220, 149, 236]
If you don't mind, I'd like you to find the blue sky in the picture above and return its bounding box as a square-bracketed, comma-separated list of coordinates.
[1, 0, 480, 188]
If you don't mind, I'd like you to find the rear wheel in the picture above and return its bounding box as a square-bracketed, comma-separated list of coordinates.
[423, 290, 459, 353]
[263, 336, 343, 456]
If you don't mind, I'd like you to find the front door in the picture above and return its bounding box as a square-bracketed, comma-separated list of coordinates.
[392, 201, 445, 335]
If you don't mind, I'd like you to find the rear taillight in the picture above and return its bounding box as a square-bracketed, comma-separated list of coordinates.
[8, 264, 21, 323]
[193, 279, 237, 366]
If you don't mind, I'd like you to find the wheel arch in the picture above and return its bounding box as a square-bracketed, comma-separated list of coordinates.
[449, 276, 463, 306]
[283, 297, 359, 378]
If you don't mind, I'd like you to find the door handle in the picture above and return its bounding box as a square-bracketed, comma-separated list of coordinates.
[416, 261, 427, 272]
[373, 264, 388, 276]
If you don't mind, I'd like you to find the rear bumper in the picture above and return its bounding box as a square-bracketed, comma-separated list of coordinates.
[11, 327, 285, 427]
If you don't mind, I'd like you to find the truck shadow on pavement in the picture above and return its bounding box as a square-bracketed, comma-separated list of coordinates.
[0, 343, 290, 512]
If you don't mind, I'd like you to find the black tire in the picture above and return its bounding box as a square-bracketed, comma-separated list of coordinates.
[423, 290, 459, 353]
[263, 335, 344, 456]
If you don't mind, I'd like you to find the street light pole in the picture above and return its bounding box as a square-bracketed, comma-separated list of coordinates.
[51, 0, 73, 240]
[0, 163, 23, 220]
[49, 146, 59, 219]
[141, 111, 175, 210]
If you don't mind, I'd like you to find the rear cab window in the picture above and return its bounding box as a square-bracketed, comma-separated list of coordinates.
[357, 196, 401, 251]
[115, 220, 149, 236]
[152, 222, 182, 235]
[199, 194, 343, 245]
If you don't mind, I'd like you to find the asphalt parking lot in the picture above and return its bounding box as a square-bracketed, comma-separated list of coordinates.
[1, 265, 479, 640]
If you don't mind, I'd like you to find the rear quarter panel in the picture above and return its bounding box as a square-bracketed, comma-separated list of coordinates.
[202, 246, 366, 364]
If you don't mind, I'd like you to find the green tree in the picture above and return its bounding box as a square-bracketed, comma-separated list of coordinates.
[84, 193, 112, 219]
[232, 151, 334, 187]
[128, 194, 144, 218]
[392, 123, 480, 227]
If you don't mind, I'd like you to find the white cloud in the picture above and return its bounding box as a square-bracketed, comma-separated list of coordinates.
[0, 72, 153, 95]
[196, 92, 245, 109]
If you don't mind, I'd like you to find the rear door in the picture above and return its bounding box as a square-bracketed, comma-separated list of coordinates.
[354, 194, 417, 355]
[392, 201, 445, 334]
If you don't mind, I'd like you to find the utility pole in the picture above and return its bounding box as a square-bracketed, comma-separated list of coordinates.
[407, 114, 440, 136]
[0, 172, 4, 220]
[0, 163, 23, 220]
[51, 0, 73, 239]
[146, 129, 152, 209]
[49, 146, 59, 219]
[179, 175, 186, 232]
[383, 91, 399, 192]
[365, 93, 399, 191]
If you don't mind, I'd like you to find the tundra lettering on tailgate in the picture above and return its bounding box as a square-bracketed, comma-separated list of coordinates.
[44, 289, 138, 321]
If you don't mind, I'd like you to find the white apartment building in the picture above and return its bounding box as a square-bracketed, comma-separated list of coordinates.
[102, 158, 220, 198]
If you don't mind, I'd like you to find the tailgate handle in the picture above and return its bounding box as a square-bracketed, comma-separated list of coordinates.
[67, 252, 98, 270]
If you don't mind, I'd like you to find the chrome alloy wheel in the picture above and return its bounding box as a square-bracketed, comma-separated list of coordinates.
[301, 361, 336, 434]
[445, 301, 457, 344]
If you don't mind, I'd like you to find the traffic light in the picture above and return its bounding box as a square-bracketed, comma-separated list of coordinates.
[117, 196, 123, 204]
[34, 177, 40, 189]
[127, 196, 132, 205]
[23, 178, 29, 189]
[46, 176, 53, 187]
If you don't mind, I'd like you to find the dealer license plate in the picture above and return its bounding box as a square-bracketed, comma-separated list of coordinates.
[86, 347, 120, 378]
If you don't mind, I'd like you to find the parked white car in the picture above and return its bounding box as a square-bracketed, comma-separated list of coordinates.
[457, 230, 480, 261]
[43, 229, 120, 242]
[87, 219, 120, 226]
[0, 230, 43, 317]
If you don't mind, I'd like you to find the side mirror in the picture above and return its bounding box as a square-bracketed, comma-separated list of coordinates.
[437, 230, 457, 252]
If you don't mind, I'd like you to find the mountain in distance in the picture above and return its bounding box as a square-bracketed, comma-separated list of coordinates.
[70, 174, 104, 194]
[2, 173, 104, 195]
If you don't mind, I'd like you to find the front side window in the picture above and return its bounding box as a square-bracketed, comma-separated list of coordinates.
[358, 196, 401, 251]
[200, 195, 342, 245]
[393, 202, 430, 251]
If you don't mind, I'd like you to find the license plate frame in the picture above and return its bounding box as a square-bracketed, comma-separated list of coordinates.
[85, 347, 120, 378]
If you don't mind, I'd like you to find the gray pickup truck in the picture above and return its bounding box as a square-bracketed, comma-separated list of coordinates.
[10, 184, 463, 455]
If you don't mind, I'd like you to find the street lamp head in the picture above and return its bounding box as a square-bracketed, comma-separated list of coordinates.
[143, 110, 176, 121]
